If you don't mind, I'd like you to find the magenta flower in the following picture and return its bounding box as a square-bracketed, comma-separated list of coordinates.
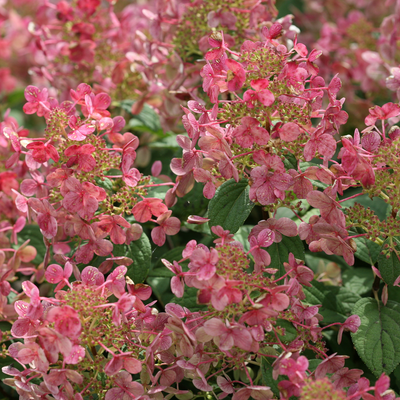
[162, 259, 185, 298]
[249, 153, 293, 205]
[28, 198, 58, 239]
[22, 86, 50, 117]
[62, 177, 105, 220]
[26, 141, 59, 164]
[47, 305, 81, 338]
[67, 115, 96, 141]
[243, 79, 275, 109]
[65, 144, 97, 172]
[225, 59, 246, 92]
[45, 263, 72, 291]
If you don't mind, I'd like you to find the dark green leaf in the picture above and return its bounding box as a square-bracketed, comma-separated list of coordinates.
[353, 236, 382, 265]
[304, 281, 361, 324]
[147, 277, 174, 306]
[17, 225, 46, 264]
[171, 287, 207, 312]
[149, 247, 185, 278]
[172, 182, 209, 221]
[269, 236, 305, 278]
[94, 177, 114, 191]
[261, 355, 282, 397]
[283, 153, 297, 170]
[342, 268, 374, 296]
[275, 319, 298, 342]
[352, 298, 400, 377]
[208, 179, 254, 236]
[378, 246, 400, 285]
[113, 233, 151, 283]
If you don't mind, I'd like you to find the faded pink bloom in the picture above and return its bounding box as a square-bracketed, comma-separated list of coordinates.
[232, 117, 270, 148]
[232, 386, 273, 400]
[189, 247, 219, 280]
[97, 215, 131, 245]
[151, 211, 181, 246]
[337, 315, 361, 344]
[132, 198, 168, 223]
[314, 353, 348, 379]
[332, 367, 363, 390]
[203, 318, 253, 351]
[105, 371, 144, 400]
[365, 102, 400, 126]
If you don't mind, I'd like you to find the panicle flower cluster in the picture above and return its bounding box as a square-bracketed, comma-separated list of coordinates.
[0, 82, 181, 274]
[2, 228, 391, 400]
[293, 0, 400, 123]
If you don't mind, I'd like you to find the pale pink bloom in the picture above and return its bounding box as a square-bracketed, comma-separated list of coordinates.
[232, 385, 273, 400]
[337, 315, 361, 344]
[151, 211, 181, 246]
[203, 318, 253, 351]
[232, 116, 270, 148]
[189, 247, 219, 281]
[314, 353, 348, 379]
[105, 371, 144, 400]
[132, 198, 168, 223]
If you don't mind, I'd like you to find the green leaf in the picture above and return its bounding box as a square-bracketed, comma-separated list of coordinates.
[208, 179, 254, 235]
[261, 355, 281, 397]
[113, 233, 151, 283]
[172, 182, 209, 221]
[171, 287, 207, 312]
[17, 225, 46, 264]
[342, 268, 374, 296]
[378, 245, 400, 285]
[275, 319, 297, 342]
[146, 177, 170, 200]
[94, 177, 114, 191]
[126, 103, 162, 134]
[233, 225, 253, 252]
[283, 153, 297, 170]
[269, 236, 305, 278]
[353, 236, 381, 265]
[303, 281, 361, 324]
[149, 247, 185, 278]
[352, 298, 400, 377]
